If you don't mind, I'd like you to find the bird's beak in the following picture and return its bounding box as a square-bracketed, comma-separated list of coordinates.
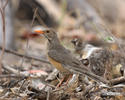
[34, 30, 45, 34]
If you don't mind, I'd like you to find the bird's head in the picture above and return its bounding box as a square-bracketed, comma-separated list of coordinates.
[33, 27, 57, 42]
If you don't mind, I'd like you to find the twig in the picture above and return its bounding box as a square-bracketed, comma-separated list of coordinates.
[0, 46, 50, 64]
[112, 84, 125, 88]
[0, 74, 24, 78]
[109, 76, 125, 85]
[82, 84, 95, 96]
[46, 88, 50, 100]
[36, 12, 48, 27]
[31, 8, 38, 26]
[2, 63, 47, 78]
[1, 46, 50, 64]
[101, 92, 125, 97]
[18, 79, 27, 93]
[46, 69, 59, 81]
[2, 63, 25, 77]
[0, 0, 8, 74]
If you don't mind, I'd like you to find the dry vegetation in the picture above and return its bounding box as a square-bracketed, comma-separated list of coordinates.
[0, 0, 125, 100]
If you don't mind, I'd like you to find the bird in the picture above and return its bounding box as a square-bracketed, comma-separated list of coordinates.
[33, 27, 108, 84]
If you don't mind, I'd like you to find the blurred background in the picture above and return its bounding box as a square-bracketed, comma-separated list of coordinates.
[1, 0, 125, 64]
[1, 1, 125, 99]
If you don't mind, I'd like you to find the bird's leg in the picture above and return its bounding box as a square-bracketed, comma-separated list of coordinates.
[59, 74, 73, 85]
[56, 74, 73, 88]
[63, 74, 73, 86]
[56, 77, 65, 88]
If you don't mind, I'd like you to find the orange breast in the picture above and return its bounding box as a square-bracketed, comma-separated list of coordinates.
[48, 56, 70, 75]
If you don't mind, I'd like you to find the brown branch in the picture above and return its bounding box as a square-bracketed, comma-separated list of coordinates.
[0, 74, 24, 78]
[109, 76, 125, 85]
[2, 63, 26, 77]
[0, 46, 50, 64]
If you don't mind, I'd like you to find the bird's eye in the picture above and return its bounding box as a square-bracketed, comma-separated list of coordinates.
[46, 30, 49, 33]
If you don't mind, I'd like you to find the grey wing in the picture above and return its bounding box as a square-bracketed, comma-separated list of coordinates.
[48, 49, 81, 68]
